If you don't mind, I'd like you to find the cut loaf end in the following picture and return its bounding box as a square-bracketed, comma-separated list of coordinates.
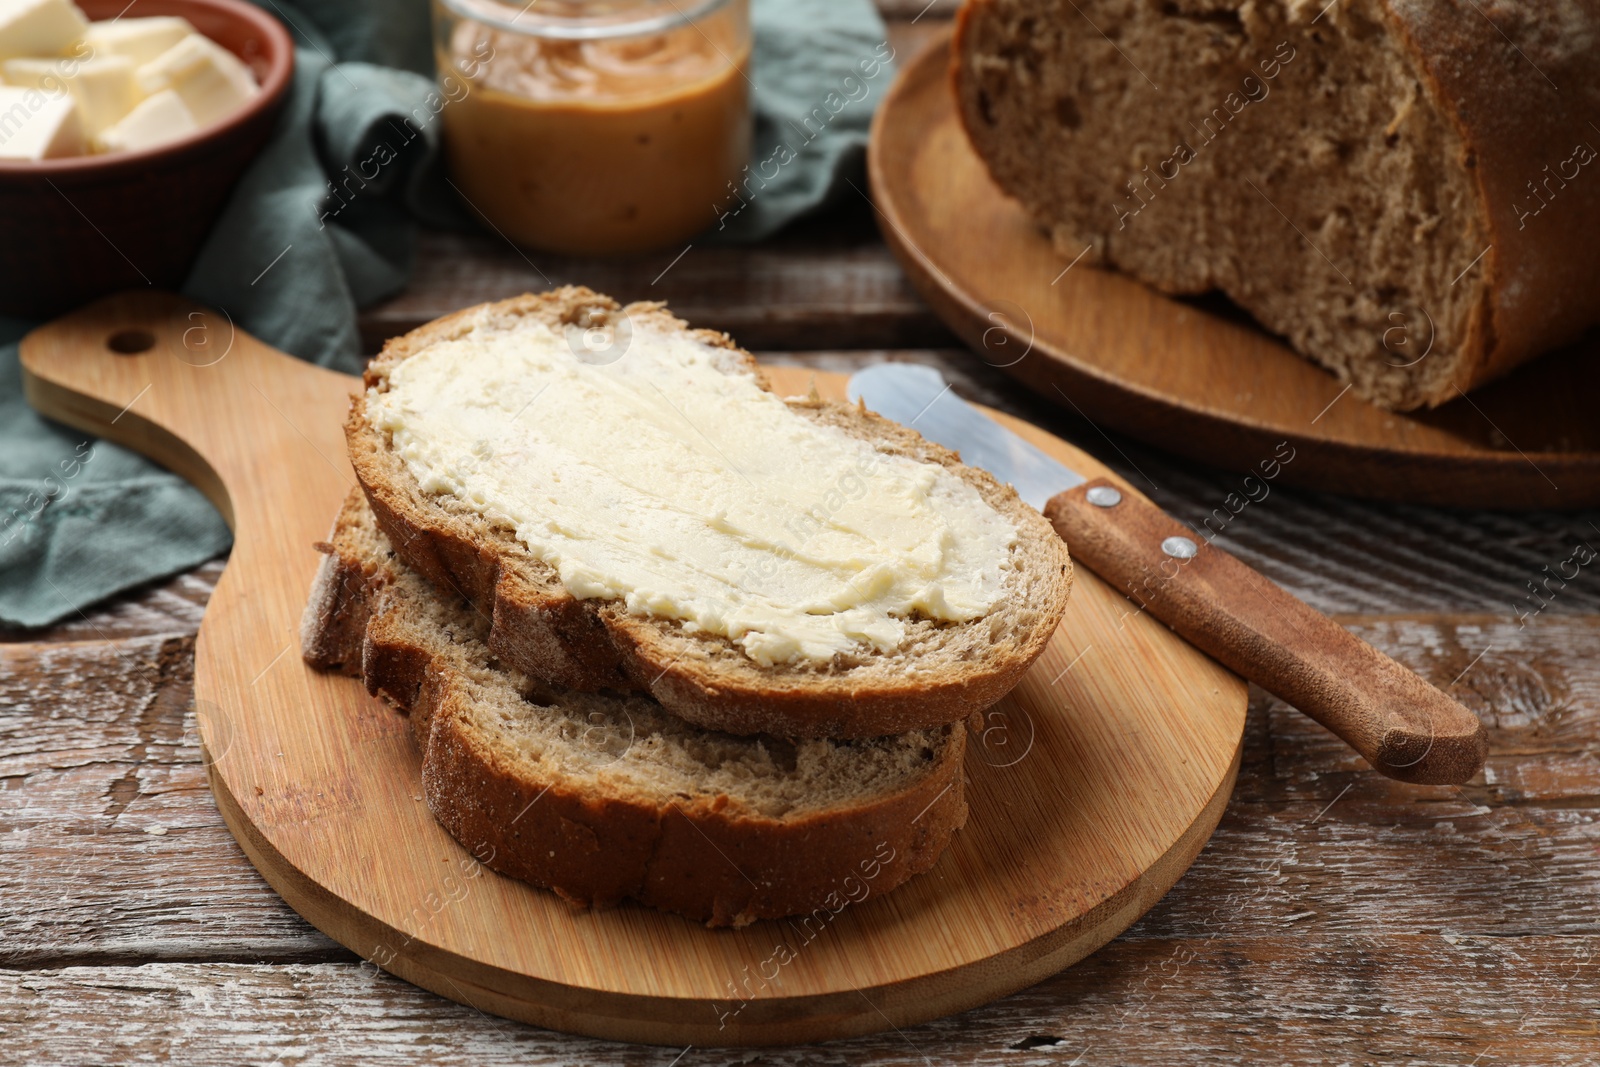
[955, 0, 1600, 410]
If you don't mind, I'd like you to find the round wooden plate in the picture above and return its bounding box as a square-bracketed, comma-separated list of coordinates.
[869, 34, 1600, 510]
[21, 293, 1246, 1048]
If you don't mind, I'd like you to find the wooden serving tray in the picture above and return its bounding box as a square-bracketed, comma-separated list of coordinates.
[21, 292, 1246, 1047]
[869, 34, 1600, 510]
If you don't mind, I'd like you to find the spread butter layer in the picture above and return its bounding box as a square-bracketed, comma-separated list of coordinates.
[368, 318, 1019, 667]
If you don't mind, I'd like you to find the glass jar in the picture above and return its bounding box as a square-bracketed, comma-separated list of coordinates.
[434, 0, 751, 256]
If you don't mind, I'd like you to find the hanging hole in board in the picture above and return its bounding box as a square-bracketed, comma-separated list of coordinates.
[107, 329, 156, 355]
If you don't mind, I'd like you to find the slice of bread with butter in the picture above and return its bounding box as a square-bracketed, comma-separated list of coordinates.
[301, 489, 968, 927]
[348, 288, 1073, 739]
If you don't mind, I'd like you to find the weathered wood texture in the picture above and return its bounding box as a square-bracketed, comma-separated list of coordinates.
[5, 934, 1596, 1067]
[363, 211, 961, 356]
[2, 613, 1596, 1061]
[0, 634, 341, 967]
[877, 0, 961, 18]
[0, 560, 224, 646]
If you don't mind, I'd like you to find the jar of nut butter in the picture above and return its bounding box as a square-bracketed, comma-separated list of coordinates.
[434, 0, 752, 256]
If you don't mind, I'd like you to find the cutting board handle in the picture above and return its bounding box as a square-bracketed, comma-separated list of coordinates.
[19, 291, 358, 530]
[1047, 478, 1488, 785]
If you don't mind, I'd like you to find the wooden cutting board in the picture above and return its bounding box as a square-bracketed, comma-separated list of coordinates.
[869, 34, 1600, 510]
[20, 292, 1246, 1047]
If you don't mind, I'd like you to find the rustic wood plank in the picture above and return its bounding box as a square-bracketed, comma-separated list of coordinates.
[2, 616, 1594, 1058]
[0, 559, 227, 647]
[0, 634, 343, 966]
[4, 935, 1596, 1066]
[362, 212, 960, 355]
[876, 12, 949, 59]
[2, 617, 1594, 969]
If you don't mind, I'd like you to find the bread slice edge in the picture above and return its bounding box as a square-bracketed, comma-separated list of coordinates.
[299, 489, 971, 927]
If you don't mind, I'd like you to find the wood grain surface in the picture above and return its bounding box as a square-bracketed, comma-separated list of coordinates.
[15, 292, 1250, 1046]
[4, 6, 1597, 1059]
[868, 34, 1600, 510]
[2, 613, 1594, 1063]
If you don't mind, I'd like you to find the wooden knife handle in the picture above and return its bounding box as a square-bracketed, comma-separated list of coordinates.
[1045, 479, 1488, 785]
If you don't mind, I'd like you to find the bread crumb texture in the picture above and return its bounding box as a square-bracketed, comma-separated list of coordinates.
[955, 0, 1600, 409]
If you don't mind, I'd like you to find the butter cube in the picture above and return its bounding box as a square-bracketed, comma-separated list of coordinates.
[4, 53, 136, 138]
[95, 85, 193, 153]
[0, 84, 85, 157]
[84, 16, 194, 66]
[0, 0, 88, 59]
[2, 54, 54, 82]
[136, 33, 253, 127]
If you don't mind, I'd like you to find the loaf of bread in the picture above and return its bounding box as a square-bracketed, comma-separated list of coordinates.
[349, 287, 1072, 740]
[301, 490, 968, 927]
[954, 0, 1600, 410]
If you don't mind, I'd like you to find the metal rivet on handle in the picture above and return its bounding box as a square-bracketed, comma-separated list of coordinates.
[1164, 537, 1203, 563]
[1162, 536, 1198, 559]
[1085, 485, 1122, 508]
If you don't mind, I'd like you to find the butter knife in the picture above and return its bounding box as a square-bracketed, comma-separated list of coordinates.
[847, 363, 1487, 786]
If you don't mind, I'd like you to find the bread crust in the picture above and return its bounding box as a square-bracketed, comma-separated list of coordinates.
[300, 491, 969, 928]
[1381, 0, 1600, 397]
[953, 0, 1600, 409]
[299, 491, 383, 677]
[419, 697, 966, 928]
[349, 287, 1073, 739]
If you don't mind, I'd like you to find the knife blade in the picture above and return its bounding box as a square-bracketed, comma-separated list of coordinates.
[845, 362, 1488, 787]
[847, 363, 1082, 510]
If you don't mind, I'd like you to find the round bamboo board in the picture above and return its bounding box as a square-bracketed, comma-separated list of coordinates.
[21, 292, 1246, 1047]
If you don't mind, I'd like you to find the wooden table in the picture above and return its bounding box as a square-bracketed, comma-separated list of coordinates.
[4, 9, 1598, 1063]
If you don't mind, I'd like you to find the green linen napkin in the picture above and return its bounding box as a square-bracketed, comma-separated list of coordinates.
[0, 0, 895, 629]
